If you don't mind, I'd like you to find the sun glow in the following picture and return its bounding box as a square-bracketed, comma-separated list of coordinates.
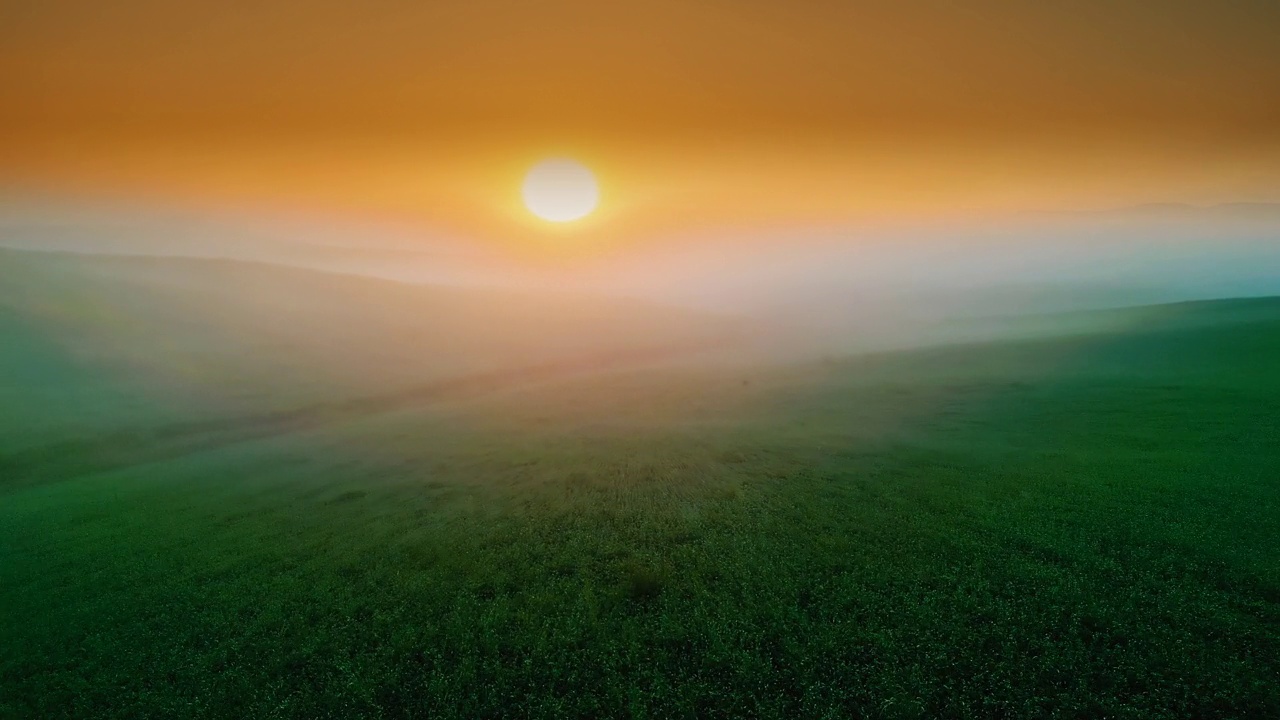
[521, 158, 599, 223]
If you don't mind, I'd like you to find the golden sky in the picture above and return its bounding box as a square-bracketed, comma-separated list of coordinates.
[3, 0, 1279, 245]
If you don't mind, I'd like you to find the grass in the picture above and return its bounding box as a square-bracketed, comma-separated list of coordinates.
[1, 291, 1279, 718]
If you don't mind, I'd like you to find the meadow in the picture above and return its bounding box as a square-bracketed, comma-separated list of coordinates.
[1, 250, 1278, 718]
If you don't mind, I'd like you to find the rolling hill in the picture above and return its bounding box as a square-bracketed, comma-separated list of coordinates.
[0, 248, 746, 456]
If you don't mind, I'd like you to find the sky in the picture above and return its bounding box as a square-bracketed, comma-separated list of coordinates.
[2, 0, 1279, 249]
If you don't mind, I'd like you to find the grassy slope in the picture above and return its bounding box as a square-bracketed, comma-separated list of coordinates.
[1, 280, 1278, 717]
[0, 249, 741, 456]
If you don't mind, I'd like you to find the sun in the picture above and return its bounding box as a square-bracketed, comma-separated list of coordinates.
[521, 158, 599, 223]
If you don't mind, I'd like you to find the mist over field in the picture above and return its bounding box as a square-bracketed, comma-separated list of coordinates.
[5, 198, 1279, 359]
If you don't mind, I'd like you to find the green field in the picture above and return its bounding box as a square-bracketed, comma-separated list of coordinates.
[2, 251, 1278, 718]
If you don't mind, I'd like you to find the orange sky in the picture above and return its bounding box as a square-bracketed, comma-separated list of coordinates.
[3, 0, 1279, 247]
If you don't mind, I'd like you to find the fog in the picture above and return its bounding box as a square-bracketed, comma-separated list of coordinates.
[3, 197, 1278, 362]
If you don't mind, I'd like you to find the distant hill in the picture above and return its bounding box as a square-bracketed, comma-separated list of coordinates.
[0, 248, 747, 450]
